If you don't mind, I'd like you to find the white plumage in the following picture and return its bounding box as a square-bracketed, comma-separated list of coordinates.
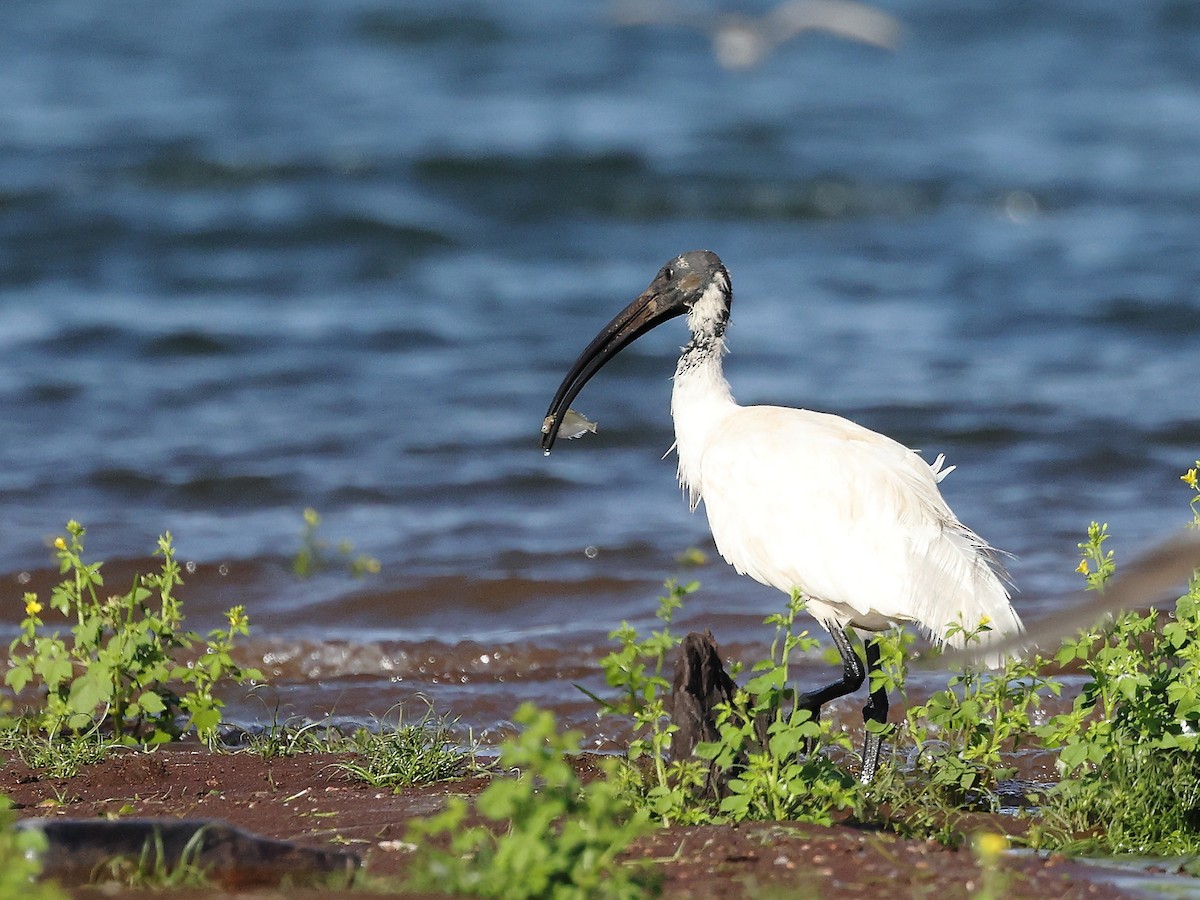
[674, 353, 1021, 664]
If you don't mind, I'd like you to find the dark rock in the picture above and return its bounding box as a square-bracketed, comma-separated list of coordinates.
[17, 817, 361, 888]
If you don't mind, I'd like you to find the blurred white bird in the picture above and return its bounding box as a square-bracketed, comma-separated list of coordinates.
[612, 0, 902, 69]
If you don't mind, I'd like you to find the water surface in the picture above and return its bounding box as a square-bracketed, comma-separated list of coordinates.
[2, 0, 1199, 742]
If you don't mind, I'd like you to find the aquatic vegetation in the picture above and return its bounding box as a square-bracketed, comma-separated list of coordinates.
[406, 703, 656, 900]
[4, 521, 262, 746]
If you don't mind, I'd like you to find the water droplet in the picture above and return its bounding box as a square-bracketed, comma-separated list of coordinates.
[16, 572, 30, 585]
[543, 449, 551, 457]
[584, 546, 598, 559]
[218, 564, 229, 576]
[185, 560, 197, 574]
[1004, 189, 1038, 223]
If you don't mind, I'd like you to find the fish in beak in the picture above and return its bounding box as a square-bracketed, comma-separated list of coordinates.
[540, 260, 702, 453]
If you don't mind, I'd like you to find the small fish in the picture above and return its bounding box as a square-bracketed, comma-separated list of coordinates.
[542, 408, 598, 441]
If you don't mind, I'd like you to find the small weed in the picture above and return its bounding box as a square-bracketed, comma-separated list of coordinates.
[240, 694, 353, 758]
[245, 716, 348, 758]
[406, 703, 656, 899]
[879, 625, 1059, 817]
[0, 721, 114, 779]
[293, 508, 381, 578]
[590, 579, 702, 823]
[4, 522, 262, 747]
[338, 706, 472, 789]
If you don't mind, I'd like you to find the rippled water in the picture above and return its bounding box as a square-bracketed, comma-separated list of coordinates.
[2, 0, 1199, 742]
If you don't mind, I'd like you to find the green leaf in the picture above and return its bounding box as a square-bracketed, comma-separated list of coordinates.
[36, 654, 74, 692]
[137, 691, 167, 716]
[5, 666, 31, 694]
[68, 671, 111, 715]
[190, 706, 221, 734]
[743, 667, 784, 696]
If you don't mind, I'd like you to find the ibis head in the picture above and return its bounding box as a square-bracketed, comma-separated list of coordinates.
[540, 250, 730, 453]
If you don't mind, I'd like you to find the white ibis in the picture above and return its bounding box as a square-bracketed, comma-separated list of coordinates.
[540, 250, 1024, 782]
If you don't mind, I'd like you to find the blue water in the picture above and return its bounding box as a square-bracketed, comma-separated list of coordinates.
[2, 0, 1198, 736]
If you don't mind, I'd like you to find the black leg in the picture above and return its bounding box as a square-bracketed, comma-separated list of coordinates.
[798, 626, 866, 715]
[859, 637, 889, 784]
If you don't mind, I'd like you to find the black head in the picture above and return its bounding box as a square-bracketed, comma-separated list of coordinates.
[540, 250, 731, 453]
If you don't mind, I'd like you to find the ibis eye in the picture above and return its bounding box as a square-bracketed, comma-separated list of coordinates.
[663, 266, 674, 281]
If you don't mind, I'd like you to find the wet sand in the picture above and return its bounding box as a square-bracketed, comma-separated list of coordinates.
[0, 746, 1141, 898]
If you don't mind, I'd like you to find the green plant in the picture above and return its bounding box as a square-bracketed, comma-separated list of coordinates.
[0, 796, 68, 899]
[407, 703, 656, 899]
[5, 522, 262, 746]
[1034, 462, 1200, 855]
[338, 706, 472, 789]
[0, 721, 114, 780]
[600, 586, 863, 826]
[589, 579, 703, 823]
[293, 508, 381, 578]
[692, 592, 862, 824]
[244, 715, 349, 759]
[885, 627, 1059, 812]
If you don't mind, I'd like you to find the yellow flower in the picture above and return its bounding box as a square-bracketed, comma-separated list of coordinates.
[53, 536, 67, 551]
[972, 830, 1009, 862]
[226, 605, 246, 628]
[25, 597, 43, 617]
[1183, 469, 1198, 489]
[1076, 559, 1089, 575]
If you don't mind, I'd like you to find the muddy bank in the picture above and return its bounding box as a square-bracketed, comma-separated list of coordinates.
[0, 746, 1154, 899]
